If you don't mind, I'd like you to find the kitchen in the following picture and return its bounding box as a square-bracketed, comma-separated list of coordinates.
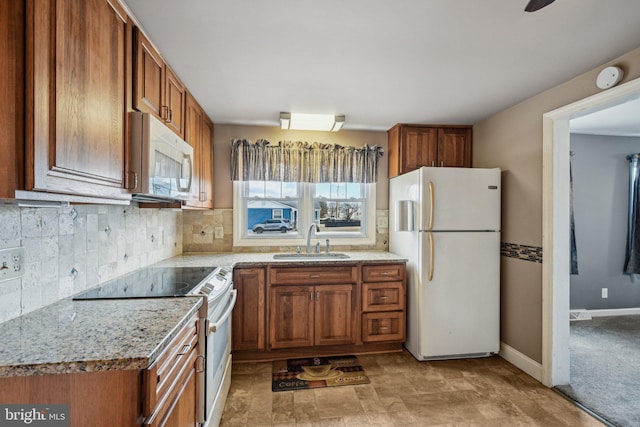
[2, 0, 640, 426]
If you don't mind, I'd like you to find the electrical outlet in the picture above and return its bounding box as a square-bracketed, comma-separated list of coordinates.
[377, 216, 389, 228]
[0, 247, 25, 282]
[602, 288, 608, 299]
[214, 227, 224, 239]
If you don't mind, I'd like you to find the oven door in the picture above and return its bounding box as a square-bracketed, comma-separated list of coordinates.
[204, 288, 237, 426]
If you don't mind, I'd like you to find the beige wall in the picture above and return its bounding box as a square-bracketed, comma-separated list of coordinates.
[212, 124, 389, 209]
[473, 45, 640, 362]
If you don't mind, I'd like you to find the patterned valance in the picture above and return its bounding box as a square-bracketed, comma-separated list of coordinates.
[230, 139, 384, 183]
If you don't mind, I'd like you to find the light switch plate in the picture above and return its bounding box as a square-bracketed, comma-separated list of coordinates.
[0, 247, 26, 282]
[214, 227, 224, 239]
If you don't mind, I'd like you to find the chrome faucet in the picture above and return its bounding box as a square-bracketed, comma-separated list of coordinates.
[306, 223, 319, 253]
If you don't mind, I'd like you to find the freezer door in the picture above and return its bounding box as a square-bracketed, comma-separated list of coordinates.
[420, 167, 501, 231]
[416, 231, 500, 359]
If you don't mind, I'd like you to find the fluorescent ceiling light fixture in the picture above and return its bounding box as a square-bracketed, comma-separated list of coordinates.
[280, 112, 345, 132]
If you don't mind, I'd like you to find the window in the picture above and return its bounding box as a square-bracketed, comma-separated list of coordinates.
[233, 181, 376, 247]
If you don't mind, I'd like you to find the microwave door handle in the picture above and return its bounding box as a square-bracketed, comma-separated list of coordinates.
[177, 153, 193, 193]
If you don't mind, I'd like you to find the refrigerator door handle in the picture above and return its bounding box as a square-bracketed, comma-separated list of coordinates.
[428, 181, 434, 231]
[428, 231, 434, 281]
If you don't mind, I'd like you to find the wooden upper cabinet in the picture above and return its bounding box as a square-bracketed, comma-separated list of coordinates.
[133, 28, 164, 118]
[388, 124, 472, 178]
[0, 0, 24, 198]
[164, 67, 186, 138]
[184, 93, 214, 209]
[200, 117, 214, 208]
[438, 127, 472, 167]
[133, 28, 186, 139]
[25, 0, 132, 200]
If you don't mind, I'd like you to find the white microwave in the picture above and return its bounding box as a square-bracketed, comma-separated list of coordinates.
[129, 112, 194, 201]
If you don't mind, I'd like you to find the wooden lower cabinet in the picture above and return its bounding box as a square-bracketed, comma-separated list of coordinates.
[269, 285, 314, 349]
[269, 284, 356, 349]
[232, 268, 266, 351]
[0, 316, 199, 427]
[143, 315, 199, 427]
[315, 285, 357, 346]
[362, 311, 405, 343]
[233, 263, 406, 360]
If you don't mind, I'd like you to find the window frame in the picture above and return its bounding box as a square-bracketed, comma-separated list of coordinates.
[233, 181, 376, 247]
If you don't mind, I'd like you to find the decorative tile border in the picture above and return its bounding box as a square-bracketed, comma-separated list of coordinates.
[501, 242, 542, 263]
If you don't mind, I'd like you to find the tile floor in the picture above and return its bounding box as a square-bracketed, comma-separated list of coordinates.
[220, 351, 604, 426]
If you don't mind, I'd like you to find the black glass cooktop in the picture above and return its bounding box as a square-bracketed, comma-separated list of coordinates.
[72, 266, 216, 300]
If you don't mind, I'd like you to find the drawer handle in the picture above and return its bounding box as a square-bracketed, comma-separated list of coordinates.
[379, 327, 389, 330]
[309, 274, 321, 278]
[378, 296, 389, 300]
[177, 344, 191, 356]
[380, 272, 390, 275]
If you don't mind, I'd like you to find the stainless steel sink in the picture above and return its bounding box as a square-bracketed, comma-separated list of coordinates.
[273, 253, 350, 260]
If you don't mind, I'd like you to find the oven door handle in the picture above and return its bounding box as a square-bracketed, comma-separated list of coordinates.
[209, 289, 237, 333]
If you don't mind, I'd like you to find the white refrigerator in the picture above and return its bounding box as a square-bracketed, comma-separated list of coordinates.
[389, 167, 501, 360]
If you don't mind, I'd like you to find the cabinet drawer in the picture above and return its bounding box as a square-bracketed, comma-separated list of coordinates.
[144, 315, 198, 418]
[270, 266, 358, 285]
[362, 312, 405, 343]
[362, 282, 404, 312]
[362, 264, 405, 282]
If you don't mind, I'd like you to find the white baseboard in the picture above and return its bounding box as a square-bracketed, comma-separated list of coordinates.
[499, 342, 543, 383]
[588, 307, 640, 317]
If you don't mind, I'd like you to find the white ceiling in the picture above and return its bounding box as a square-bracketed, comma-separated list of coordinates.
[570, 97, 640, 137]
[123, 0, 640, 131]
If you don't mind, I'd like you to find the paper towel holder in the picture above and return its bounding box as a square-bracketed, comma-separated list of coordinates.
[396, 200, 414, 231]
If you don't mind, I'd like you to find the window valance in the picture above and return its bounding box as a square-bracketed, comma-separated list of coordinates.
[230, 139, 384, 183]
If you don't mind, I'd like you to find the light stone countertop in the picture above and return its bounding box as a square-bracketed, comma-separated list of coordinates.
[154, 250, 408, 270]
[0, 251, 405, 378]
[0, 296, 202, 377]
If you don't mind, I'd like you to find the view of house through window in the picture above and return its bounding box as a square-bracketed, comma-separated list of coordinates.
[240, 181, 371, 239]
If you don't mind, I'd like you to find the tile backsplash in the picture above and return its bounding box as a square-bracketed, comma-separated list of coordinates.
[0, 204, 183, 323]
[183, 209, 390, 253]
[0, 205, 389, 324]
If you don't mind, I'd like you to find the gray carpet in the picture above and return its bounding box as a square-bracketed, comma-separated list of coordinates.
[555, 315, 640, 427]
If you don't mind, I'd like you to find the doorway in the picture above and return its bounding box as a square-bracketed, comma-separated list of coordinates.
[542, 77, 640, 387]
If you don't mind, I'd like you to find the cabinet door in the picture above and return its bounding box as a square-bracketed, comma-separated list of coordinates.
[184, 94, 202, 208]
[362, 312, 405, 343]
[199, 117, 214, 209]
[1, 1, 24, 198]
[165, 66, 186, 138]
[26, 0, 131, 200]
[232, 268, 266, 351]
[160, 368, 197, 427]
[314, 284, 356, 346]
[438, 127, 471, 167]
[133, 27, 165, 119]
[400, 126, 438, 174]
[269, 286, 314, 349]
[184, 94, 214, 209]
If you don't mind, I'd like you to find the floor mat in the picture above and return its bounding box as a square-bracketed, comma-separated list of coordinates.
[272, 354, 369, 392]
